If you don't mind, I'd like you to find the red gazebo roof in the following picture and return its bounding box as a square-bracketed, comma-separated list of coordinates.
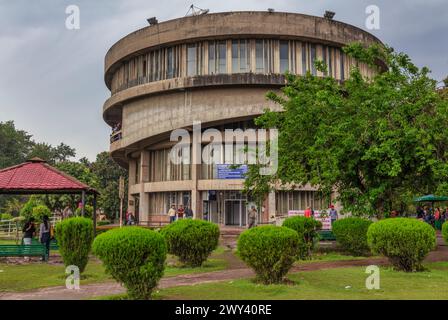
[0, 158, 98, 195]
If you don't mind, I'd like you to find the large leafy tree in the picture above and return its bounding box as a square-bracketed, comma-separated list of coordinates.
[245, 43, 448, 217]
[92, 152, 128, 220]
[0, 121, 34, 169]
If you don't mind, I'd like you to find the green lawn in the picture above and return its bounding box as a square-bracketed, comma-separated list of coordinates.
[0, 248, 228, 293]
[299, 252, 375, 263]
[154, 262, 448, 300]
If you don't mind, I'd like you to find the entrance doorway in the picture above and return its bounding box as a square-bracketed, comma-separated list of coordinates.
[224, 199, 247, 227]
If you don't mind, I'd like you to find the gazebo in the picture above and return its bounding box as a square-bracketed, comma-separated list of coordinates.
[0, 158, 99, 234]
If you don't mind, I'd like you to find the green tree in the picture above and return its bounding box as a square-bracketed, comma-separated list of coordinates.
[0, 121, 33, 169]
[245, 43, 448, 217]
[28, 142, 75, 164]
[92, 152, 128, 220]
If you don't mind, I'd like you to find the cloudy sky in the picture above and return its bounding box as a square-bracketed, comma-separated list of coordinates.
[1, 0, 447, 161]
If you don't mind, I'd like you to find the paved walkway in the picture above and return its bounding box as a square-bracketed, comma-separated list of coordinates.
[1, 236, 446, 300]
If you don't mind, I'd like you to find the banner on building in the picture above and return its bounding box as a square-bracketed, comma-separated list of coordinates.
[288, 210, 332, 230]
[217, 164, 248, 179]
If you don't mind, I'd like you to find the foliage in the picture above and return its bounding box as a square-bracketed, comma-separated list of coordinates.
[282, 216, 322, 259]
[19, 196, 43, 221]
[160, 219, 220, 267]
[442, 222, 448, 245]
[27, 142, 75, 165]
[1, 198, 23, 217]
[237, 225, 300, 284]
[75, 205, 94, 218]
[31, 205, 51, 222]
[0, 121, 34, 170]
[367, 218, 436, 271]
[91, 152, 128, 220]
[54, 217, 94, 273]
[244, 43, 448, 217]
[0, 213, 13, 221]
[92, 227, 166, 300]
[332, 217, 372, 256]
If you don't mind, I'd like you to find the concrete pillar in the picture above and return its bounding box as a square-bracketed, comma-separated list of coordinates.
[127, 160, 136, 215]
[268, 191, 276, 218]
[139, 151, 150, 223]
[191, 126, 201, 219]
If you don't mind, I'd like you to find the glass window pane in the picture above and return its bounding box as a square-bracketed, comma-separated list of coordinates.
[280, 41, 289, 73]
[240, 40, 247, 72]
[167, 48, 174, 78]
[311, 44, 317, 76]
[208, 42, 216, 74]
[218, 41, 227, 74]
[255, 40, 264, 72]
[232, 40, 238, 73]
[187, 45, 197, 76]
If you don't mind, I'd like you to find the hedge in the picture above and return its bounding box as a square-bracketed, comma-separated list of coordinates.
[442, 222, 448, 244]
[282, 216, 321, 259]
[332, 217, 372, 256]
[55, 217, 94, 273]
[160, 219, 220, 267]
[367, 218, 436, 272]
[237, 225, 301, 284]
[92, 227, 166, 300]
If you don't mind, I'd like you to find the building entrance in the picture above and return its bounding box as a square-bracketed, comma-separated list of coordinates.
[224, 199, 247, 227]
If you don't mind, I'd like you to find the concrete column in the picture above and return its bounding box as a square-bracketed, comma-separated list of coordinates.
[191, 126, 201, 219]
[139, 151, 150, 223]
[268, 191, 276, 218]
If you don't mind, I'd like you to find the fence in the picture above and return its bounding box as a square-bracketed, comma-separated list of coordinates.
[0, 214, 62, 242]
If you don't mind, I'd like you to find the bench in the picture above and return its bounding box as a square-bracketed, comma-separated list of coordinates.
[31, 238, 59, 250]
[318, 230, 336, 241]
[0, 244, 46, 259]
[140, 215, 170, 228]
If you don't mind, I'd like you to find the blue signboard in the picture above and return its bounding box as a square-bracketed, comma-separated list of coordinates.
[217, 164, 248, 179]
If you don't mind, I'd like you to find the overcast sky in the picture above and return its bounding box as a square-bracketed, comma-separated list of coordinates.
[1, 0, 447, 161]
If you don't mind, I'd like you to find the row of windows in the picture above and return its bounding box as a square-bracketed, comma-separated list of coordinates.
[275, 191, 328, 214]
[110, 39, 376, 94]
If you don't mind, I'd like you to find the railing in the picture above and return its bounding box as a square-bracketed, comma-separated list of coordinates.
[0, 219, 19, 241]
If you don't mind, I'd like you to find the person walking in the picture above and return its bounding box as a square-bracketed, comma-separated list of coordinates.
[248, 206, 257, 229]
[329, 205, 338, 226]
[177, 204, 185, 220]
[168, 205, 177, 224]
[39, 215, 52, 262]
[435, 207, 442, 230]
[22, 217, 36, 261]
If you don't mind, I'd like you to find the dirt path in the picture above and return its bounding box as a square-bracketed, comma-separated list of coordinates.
[1, 236, 447, 300]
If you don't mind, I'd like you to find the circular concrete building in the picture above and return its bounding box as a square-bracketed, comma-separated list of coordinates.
[103, 11, 383, 226]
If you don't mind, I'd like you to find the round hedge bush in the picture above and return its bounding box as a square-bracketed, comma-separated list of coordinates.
[367, 218, 436, 272]
[92, 227, 166, 300]
[282, 216, 321, 259]
[442, 222, 448, 244]
[237, 225, 301, 284]
[55, 217, 94, 273]
[160, 219, 220, 267]
[332, 217, 372, 256]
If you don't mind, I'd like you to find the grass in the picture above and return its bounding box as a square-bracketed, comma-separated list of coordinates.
[0, 247, 228, 293]
[299, 252, 374, 264]
[153, 262, 448, 300]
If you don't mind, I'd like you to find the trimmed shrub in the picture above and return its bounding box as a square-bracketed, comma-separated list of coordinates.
[0, 213, 13, 221]
[282, 216, 322, 259]
[55, 217, 93, 273]
[237, 225, 301, 284]
[92, 227, 166, 300]
[442, 222, 448, 244]
[367, 218, 436, 272]
[332, 217, 372, 256]
[160, 219, 220, 267]
[32, 205, 51, 222]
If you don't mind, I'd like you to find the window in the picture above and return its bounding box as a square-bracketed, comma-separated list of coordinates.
[340, 50, 345, 80]
[311, 44, 317, 76]
[218, 41, 227, 74]
[322, 46, 327, 76]
[232, 40, 249, 73]
[279, 41, 289, 73]
[187, 44, 197, 76]
[255, 40, 264, 72]
[143, 60, 147, 78]
[167, 47, 174, 78]
[208, 42, 216, 74]
[302, 44, 307, 74]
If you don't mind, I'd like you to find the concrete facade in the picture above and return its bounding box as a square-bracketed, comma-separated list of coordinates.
[103, 11, 383, 225]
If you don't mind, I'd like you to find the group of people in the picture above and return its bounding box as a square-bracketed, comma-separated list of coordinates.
[416, 206, 448, 230]
[168, 204, 194, 223]
[304, 205, 339, 225]
[124, 211, 136, 225]
[22, 215, 53, 261]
